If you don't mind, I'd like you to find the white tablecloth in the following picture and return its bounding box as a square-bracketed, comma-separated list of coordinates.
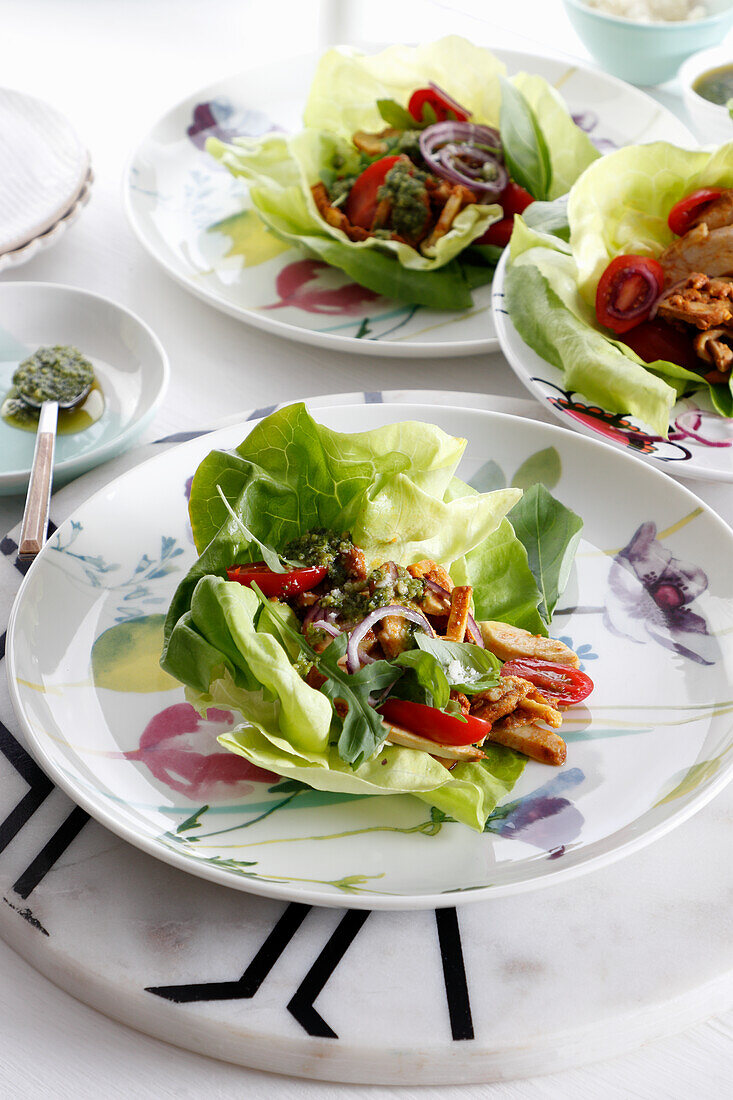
[1, 1, 732, 1095]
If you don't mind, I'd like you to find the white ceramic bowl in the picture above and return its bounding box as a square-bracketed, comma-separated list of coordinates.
[0, 282, 169, 494]
[680, 45, 733, 142]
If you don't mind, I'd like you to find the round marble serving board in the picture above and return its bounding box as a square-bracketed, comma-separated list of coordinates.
[1, 390, 732, 1085]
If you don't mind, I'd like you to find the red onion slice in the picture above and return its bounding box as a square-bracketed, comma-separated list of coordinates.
[428, 82, 471, 120]
[670, 409, 733, 448]
[346, 604, 435, 673]
[312, 620, 341, 638]
[419, 122, 506, 200]
[465, 613, 484, 648]
[649, 277, 687, 321]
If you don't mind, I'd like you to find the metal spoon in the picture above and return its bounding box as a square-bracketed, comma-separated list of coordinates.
[18, 382, 91, 561]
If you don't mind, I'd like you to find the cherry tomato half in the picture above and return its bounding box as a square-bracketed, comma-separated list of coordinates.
[477, 216, 513, 248]
[595, 255, 665, 334]
[474, 182, 535, 248]
[667, 188, 722, 237]
[379, 698, 490, 746]
[501, 181, 535, 217]
[618, 317, 701, 374]
[344, 154, 402, 230]
[501, 658, 594, 706]
[408, 86, 470, 124]
[226, 562, 327, 598]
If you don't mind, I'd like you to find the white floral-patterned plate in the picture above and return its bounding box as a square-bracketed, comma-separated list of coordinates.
[492, 251, 733, 483]
[124, 48, 694, 358]
[7, 403, 733, 909]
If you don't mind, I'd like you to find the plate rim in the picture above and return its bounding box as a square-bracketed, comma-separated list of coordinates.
[123, 44, 694, 359]
[7, 398, 733, 910]
[491, 249, 733, 484]
[0, 279, 170, 491]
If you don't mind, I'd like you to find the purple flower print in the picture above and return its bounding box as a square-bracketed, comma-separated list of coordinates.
[485, 768, 585, 858]
[605, 521, 717, 665]
[571, 111, 618, 153]
[187, 99, 275, 150]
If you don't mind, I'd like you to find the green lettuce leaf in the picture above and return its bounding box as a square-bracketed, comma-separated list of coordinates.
[505, 143, 733, 435]
[207, 38, 597, 306]
[508, 484, 583, 625]
[568, 141, 733, 303]
[161, 404, 583, 829]
[505, 234, 679, 438]
[509, 73, 599, 200]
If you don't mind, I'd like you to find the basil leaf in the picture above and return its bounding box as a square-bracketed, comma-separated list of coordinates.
[414, 635, 501, 694]
[499, 78, 552, 202]
[508, 483, 583, 624]
[391, 649, 451, 709]
[377, 97, 422, 131]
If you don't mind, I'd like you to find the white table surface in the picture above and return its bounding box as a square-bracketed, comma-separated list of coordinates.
[1, 1, 732, 1095]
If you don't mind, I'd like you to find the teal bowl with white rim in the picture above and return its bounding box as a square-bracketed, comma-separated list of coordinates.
[562, 0, 733, 86]
[0, 282, 169, 496]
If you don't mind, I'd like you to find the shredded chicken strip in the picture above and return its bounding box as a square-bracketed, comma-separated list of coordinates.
[658, 223, 733, 286]
[479, 621, 580, 666]
[445, 585, 472, 642]
[690, 188, 733, 232]
[487, 714, 567, 766]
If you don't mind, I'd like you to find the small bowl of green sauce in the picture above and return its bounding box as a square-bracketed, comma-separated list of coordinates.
[681, 45, 733, 142]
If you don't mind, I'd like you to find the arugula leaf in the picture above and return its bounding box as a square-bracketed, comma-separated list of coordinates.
[499, 78, 552, 202]
[508, 483, 583, 624]
[391, 649, 450, 709]
[255, 589, 400, 767]
[215, 484, 287, 573]
[377, 98, 424, 131]
[414, 635, 500, 693]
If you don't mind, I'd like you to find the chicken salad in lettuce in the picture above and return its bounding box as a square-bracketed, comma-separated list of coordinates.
[161, 404, 592, 832]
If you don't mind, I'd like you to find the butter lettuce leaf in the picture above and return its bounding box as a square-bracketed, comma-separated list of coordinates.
[568, 141, 733, 304]
[505, 144, 733, 435]
[160, 403, 581, 829]
[207, 38, 597, 305]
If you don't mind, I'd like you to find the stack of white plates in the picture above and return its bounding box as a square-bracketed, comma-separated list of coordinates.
[0, 88, 92, 271]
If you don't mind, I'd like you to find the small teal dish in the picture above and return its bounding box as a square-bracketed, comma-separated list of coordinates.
[0, 283, 169, 496]
[563, 0, 733, 86]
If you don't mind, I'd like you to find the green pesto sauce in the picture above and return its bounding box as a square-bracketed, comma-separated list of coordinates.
[1, 380, 104, 435]
[283, 528, 354, 585]
[694, 65, 733, 106]
[12, 345, 94, 405]
[320, 564, 424, 623]
[377, 161, 429, 238]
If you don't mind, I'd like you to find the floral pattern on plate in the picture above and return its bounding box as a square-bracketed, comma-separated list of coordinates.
[8, 403, 733, 909]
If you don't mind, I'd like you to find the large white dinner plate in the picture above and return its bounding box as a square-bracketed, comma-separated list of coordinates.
[492, 251, 733, 483]
[125, 47, 694, 358]
[7, 402, 733, 910]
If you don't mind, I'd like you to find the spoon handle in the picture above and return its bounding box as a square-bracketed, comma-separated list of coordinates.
[19, 400, 59, 561]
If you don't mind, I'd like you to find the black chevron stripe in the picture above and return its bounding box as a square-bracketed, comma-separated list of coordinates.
[13, 805, 90, 899]
[0, 720, 54, 853]
[287, 910, 370, 1038]
[146, 901, 311, 1003]
[435, 907, 474, 1041]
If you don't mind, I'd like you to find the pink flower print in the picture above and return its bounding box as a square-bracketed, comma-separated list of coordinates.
[264, 259, 381, 315]
[126, 702, 277, 800]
